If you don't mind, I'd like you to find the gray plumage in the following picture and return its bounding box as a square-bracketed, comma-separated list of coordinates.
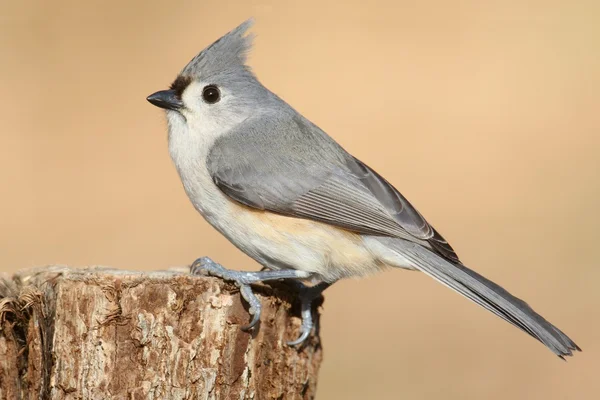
[380, 237, 580, 357]
[149, 19, 580, 358]
[181, 19, 254, 79]
[208, 113, 458, 262]
[206, 107, 579, 358]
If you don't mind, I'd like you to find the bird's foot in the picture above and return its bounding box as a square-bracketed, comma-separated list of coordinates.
[285, 281, 330, 345]
[190, 257, 316, 340]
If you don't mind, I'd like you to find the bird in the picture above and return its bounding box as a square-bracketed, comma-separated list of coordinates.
[147, 19, 580, 357]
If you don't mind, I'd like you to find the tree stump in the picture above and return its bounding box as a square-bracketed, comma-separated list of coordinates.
[0, 266, 322, 399]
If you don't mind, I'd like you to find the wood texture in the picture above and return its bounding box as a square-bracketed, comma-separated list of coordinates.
[0, 266, 322, 399]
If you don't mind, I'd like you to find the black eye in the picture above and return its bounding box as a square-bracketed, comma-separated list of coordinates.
[202, 85, 221, 104]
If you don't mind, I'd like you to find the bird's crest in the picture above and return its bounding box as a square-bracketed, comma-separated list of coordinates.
[180, 19, 254, 79]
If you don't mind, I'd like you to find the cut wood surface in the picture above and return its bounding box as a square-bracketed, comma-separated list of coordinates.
[0, 266, 322, 399]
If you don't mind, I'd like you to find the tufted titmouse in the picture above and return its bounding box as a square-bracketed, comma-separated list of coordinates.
[147, 19, 579, 357]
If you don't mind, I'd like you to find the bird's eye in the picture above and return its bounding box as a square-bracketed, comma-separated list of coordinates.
[202, 85, 221, 104]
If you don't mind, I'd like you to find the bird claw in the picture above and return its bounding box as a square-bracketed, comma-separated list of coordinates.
[191, 256, 228, 278]
[190, 257, 328, 345]
[287, 294, 314, 346]
[191, 257, 264, 330]
[286, 281, 330, 346]
[239, 284, 262, 331]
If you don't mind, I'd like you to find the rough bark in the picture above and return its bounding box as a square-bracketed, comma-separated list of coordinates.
[0, 266, 322, 399]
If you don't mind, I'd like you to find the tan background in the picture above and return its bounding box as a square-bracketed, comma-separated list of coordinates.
[1, 1, 598, 399]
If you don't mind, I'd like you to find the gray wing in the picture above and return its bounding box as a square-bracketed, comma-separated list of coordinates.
[207, 113, 460, 263]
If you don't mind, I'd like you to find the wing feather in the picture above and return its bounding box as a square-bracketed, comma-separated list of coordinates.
[207, 114, 461, 263]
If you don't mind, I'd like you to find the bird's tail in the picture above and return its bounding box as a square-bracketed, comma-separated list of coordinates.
[381, 238, 580, 358]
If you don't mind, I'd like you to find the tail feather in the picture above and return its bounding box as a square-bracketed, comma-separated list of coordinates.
[388, 240, 580, 358]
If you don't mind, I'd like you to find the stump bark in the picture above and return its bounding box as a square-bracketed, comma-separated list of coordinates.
[0, 266, 322, 399]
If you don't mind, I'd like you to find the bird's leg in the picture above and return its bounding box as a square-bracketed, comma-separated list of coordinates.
[190, 256, 312, 333]
[285, 280, 332, 346]
[256, 270, 333, 345]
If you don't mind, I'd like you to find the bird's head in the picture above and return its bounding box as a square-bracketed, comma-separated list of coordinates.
[147, 19, 275, 139]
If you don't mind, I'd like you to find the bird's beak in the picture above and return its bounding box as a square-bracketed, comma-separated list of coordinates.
[146, 90, 183, 111]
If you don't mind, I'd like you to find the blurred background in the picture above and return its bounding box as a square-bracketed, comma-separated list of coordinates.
[1, 1, 598, 398]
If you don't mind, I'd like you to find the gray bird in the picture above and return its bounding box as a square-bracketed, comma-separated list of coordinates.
[147, 19, 580, 357]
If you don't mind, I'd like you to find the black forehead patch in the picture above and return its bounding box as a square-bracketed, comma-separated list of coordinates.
[170, 75, 193, 98]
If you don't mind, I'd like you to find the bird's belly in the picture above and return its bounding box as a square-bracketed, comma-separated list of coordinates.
[175, 163, 385, 282]
[201, 193, 384, 282]
[228, 204, 386, 282]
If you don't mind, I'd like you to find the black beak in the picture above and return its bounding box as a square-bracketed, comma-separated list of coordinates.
[146, 89, 183, 111]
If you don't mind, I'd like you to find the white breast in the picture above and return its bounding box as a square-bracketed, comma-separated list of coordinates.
[166, 111, 230, 222]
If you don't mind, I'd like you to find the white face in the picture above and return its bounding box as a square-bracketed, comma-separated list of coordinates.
[172, 80, 252, 144]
